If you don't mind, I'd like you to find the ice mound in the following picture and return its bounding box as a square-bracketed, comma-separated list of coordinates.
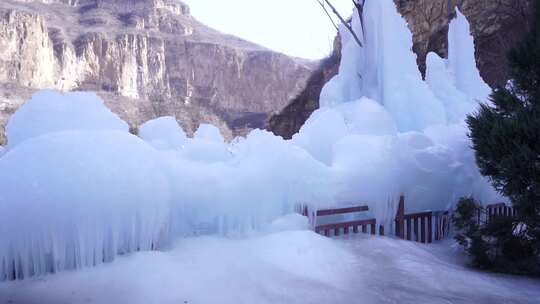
[139, 116, 187, 150]
[181, 124, 231, 163]
[264, 213, 311, 233]
[0, 130, 170, 280]
[194, 124, 224, 142]
[161, 129, 331, 236]
[6, 90, 128, 148]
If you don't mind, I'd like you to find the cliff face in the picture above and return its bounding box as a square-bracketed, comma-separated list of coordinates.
[0, 0, 313, 145]
[268, 36, 341, 139]
[269, 0, 531, 139]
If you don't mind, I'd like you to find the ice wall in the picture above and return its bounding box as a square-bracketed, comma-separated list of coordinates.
[321, 0, 447, 132]
[306, 1, 501, 219]
[447, 9, 492, 102]
[0, 93, 171, 280]
[0, 93, 331, 280]
[0, 0, 503, 281]
[160, 129, 331, 236]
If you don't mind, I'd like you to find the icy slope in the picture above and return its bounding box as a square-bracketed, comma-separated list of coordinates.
[1, 229, 538, 304]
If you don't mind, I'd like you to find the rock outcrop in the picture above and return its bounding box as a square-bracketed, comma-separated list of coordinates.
[0, 0, 313, 145]
[268, 37, 341, 139]
[269, 0, 532, 139]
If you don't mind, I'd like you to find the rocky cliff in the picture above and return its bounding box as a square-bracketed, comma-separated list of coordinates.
[0, 0, 313, 145]
[270, 0, 532, 139]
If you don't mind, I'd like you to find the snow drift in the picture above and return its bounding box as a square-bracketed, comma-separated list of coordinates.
[0, 0, 503, 280]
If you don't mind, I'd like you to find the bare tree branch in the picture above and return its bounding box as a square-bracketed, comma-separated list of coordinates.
[315, 0, 339, 31]
[315, 0, 364, 48]
[352, 0, 366, 42]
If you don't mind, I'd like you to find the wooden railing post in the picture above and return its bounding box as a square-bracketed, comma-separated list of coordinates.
[414, 217, 419, 241]
[302, 205, 309, 218]
[395, 195, 405, 239]
[420, 216, 426, 243]
[406, 218, 412, 240]
[435, 214, 440, 241]
[427, 214, 433, 243]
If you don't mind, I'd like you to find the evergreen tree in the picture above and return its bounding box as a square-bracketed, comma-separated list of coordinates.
[465, 0, 540, 274]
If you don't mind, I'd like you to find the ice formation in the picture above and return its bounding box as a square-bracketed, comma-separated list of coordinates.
[312, 2, 502, 217]
[6, 90, 128, 148]
[320, 0, 447, 132]
[139, 116, 187, 150]
[0, 0, 504, 280]
[447, 9, 492, 102]
[0, 96, 171, 280]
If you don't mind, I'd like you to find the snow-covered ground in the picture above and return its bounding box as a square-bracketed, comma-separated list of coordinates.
[1, 224, 538, 304]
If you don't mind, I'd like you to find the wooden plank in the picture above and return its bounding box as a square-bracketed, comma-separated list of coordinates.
[435, 215, 440, 241]
[403, 211, 433, 219]
[414, 217, 419, 242]
[316, 205, 369, 216]
[302, 206, 309, 217]
[487, 203, 506, 208]
[421, 216, 426, 243]
[406, 218, 412, 241]
[442, 216, 448, 238]
[395, 196, 405, 239]
[427, 215, 433, 243]
[315, 219, 376, 232]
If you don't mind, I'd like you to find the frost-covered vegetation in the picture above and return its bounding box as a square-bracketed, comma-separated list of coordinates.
[0, 0, 504, 281]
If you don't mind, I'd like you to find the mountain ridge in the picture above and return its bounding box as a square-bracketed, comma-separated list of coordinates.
[0, 0, 314, 145]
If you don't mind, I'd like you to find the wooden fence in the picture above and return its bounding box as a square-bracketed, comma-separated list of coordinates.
[302, 195, 451, 244]
[303, 205, 383, 237]
[476, 203, 516, 225]
[394, 196, 451, 243]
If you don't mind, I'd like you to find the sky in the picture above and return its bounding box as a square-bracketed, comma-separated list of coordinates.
[183, 0, 354, 60]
